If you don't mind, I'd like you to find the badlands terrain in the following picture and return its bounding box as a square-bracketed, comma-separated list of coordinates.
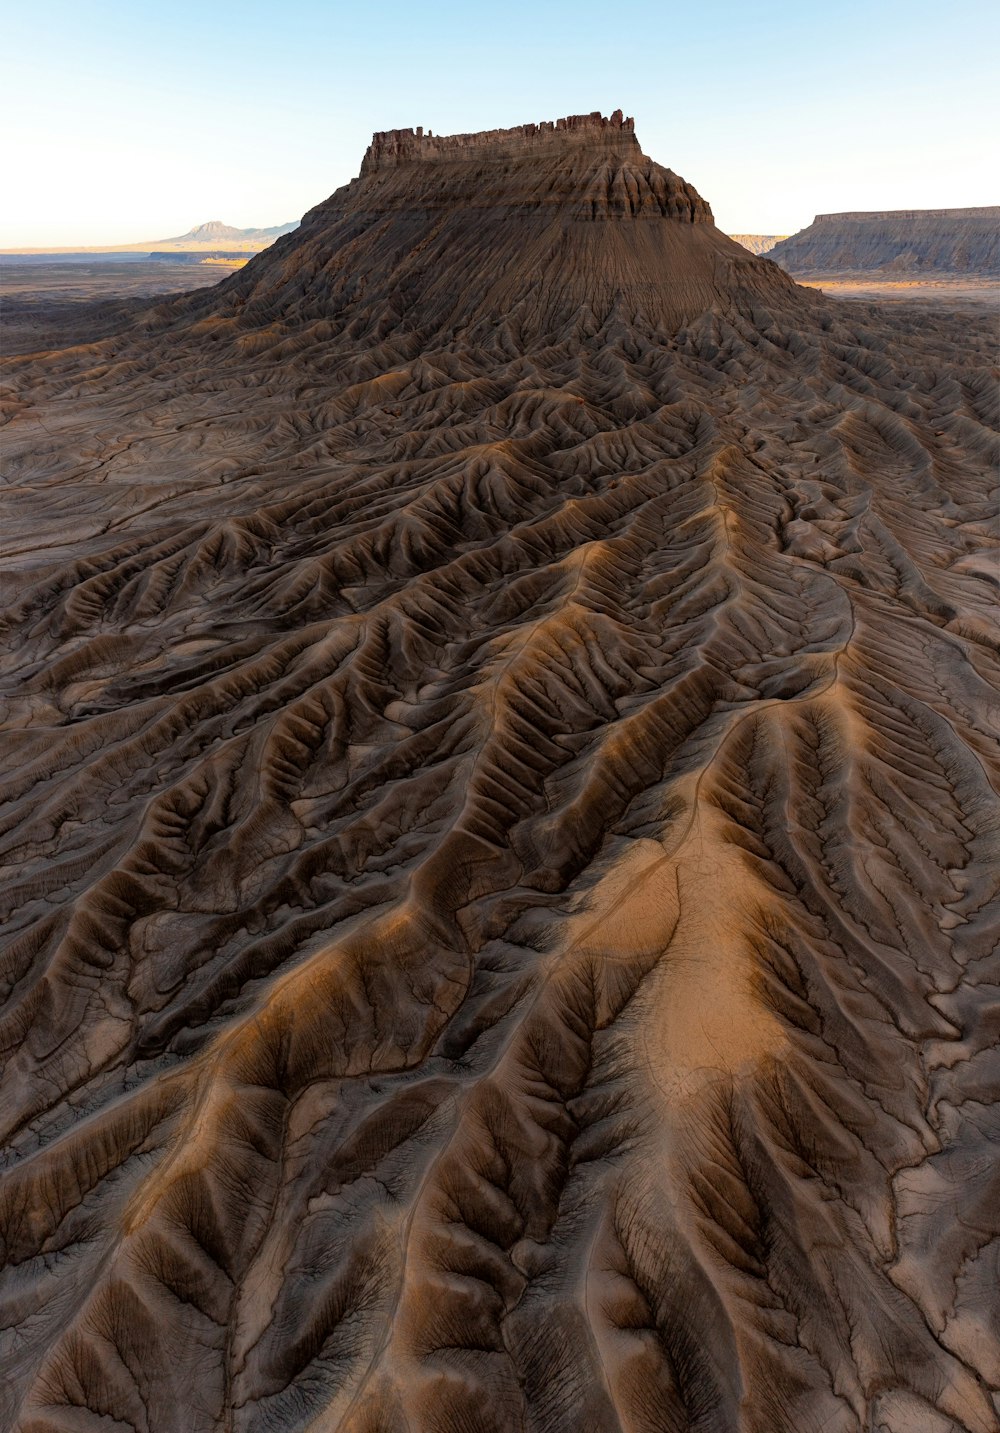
[1, 112, 999, 1433]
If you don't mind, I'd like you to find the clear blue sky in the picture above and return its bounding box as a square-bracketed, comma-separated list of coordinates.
[3, 0, 997, 245]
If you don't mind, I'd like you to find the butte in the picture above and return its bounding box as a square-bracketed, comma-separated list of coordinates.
[1, 111, 998, 1433]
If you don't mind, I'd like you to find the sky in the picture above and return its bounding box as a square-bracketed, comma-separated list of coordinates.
[3, 0, 997, 246]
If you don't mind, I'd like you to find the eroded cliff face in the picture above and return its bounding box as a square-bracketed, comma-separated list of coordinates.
[359, 109, 639, 173]
[769, 206, 1000, 274]
[1, 115, 999, 1433]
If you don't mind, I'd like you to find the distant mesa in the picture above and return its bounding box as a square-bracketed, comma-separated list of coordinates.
[769, 206, 1000, 275]
[728, 233, 788, 256]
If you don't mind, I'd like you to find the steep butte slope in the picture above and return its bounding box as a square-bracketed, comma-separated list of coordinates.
[770, 206, 1000, 275]
[1, 114, 1000, 1433]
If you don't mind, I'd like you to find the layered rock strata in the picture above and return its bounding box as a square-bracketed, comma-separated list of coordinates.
[769, 206, 1000, 274]
[1, 114, 998, 1433]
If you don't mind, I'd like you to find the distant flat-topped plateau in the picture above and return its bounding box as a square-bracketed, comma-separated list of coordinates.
[1, 112, 998, 1433]
[727, 233, 788, 255]
[769, 205, 1000, 275]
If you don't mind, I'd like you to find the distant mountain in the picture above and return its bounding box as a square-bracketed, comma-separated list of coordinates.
[2, 220, 299, 257]
[159, 219, 299, 246]
[769, 207, 1000, 274]
[728, 233, 788, 255]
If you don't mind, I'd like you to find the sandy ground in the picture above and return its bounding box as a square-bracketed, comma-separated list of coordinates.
[795, 272, 998, 311]
[0, 257, 245, 299]
[2, 116, 999, 1433]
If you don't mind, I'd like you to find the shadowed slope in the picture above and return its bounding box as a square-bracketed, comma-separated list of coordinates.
[1, 114, 999, 1433]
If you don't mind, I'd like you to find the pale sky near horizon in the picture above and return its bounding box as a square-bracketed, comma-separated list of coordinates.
[3, 0, 997, 246]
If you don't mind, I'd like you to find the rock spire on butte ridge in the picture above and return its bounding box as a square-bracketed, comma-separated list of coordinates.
[1, 115, 998, 1433]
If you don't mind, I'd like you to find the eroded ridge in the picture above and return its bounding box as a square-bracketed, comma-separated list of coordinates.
[1, 118, 999, 1433]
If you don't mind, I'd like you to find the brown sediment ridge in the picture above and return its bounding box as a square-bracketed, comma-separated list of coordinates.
[1, 114, 999, 1433]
